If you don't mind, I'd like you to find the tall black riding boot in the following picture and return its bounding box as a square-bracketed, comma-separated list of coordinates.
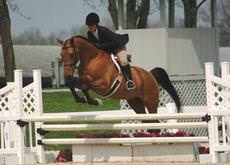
[121, 64, 136, 90]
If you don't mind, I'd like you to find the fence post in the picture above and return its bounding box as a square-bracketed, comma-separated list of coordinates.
[166, 103, 178, 133]
[220, 62, 230, 148]
[205, 63, 218, 163]
[33, 70, 46, 163]
[221, 62, 230, 79]
[14, 70, 25, 164]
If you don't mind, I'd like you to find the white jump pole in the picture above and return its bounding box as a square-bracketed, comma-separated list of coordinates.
[41, 122, 208, 131]
[41, 136, 209, 145]
[21, 113, 206, 122]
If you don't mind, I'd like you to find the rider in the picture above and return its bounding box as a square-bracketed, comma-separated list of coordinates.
[85, 12, 135, 90]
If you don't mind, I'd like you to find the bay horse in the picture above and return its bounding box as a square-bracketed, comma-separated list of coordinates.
[58, 36, 181, 114]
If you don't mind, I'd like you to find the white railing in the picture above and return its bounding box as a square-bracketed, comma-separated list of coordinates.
[1, 62, 230, 164]
[205, 62, 230, 163]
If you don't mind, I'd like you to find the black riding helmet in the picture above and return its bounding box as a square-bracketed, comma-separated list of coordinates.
[85, 12, 100, 26]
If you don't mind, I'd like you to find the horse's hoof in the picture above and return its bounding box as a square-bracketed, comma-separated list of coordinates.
[87, 98, 103, 106]
[76, 97, 87, 104]
[95, 98, 103, 105]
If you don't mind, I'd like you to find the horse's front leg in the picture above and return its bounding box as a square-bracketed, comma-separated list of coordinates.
[69, 86, 87, 104]
[65, 76, 87, 104]
[79, 74, 104, 106]
[81, 88, 102, 105]
[78, 82, 101, 106]
[66, 76, 101, 105]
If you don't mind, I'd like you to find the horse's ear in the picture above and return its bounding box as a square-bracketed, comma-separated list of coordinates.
[56, 38, 64, 45]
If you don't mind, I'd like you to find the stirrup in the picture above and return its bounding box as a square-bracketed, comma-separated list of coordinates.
[126, 80, 136, 90]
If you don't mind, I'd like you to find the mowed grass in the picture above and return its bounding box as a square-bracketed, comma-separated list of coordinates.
[42, 90, 121, 150]
[43, 91, 120, 113]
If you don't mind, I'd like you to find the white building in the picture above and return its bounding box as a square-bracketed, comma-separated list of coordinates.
[119, 28, 219, 76]
[0, 45, 59, 77]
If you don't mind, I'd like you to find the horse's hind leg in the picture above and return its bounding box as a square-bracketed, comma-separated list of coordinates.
[141, 86, 161, 133]
[142, 78, 159, 114]
[142, 98, 162, 133]
[127, 97, 146, 114]
[127, 97, 160, 133]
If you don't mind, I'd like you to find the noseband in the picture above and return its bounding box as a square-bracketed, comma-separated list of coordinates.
[63, 51, 79, 68]
[62, 38, 79, 69]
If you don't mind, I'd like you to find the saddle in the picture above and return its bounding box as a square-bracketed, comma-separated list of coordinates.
[105, 54, 132, 97]
[111, 54, 132, 74]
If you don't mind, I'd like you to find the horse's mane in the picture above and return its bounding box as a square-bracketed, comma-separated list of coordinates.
[67, 35, 109, 57]
[68, 35, 94, 46]
[73, 35, 90, 42]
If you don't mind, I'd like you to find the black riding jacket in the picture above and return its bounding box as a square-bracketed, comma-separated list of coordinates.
[87, 26, 129, 54]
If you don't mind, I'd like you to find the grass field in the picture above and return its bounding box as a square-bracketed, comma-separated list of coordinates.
[43, 91, 120, 113]
[42, 90, 121, 150]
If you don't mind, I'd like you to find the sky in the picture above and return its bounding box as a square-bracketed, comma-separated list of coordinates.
[9, 0, 212, 37]
[9, 0, 111, 36]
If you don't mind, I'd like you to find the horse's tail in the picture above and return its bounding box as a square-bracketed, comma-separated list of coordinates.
[150, 67, 181, 112]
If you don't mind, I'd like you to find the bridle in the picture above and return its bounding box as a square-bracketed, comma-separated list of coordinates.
[62, 39, 80, 71]
[63, 53, 78, 68]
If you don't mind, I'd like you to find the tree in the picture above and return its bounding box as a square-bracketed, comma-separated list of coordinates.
[13, 25, 82, 45]
[127, 0, 150, 29]
[0, 0, 15, 82]
[168, 0, 175, 27]
[13, 27, 48, 45]
[108, 0, 150, 29]
[85, 0, 151, 29]
[210, 0, 216, 27]
[218, 0, 230, 46]
[181, 0, 207, 27]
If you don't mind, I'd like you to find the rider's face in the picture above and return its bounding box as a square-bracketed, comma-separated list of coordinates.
[88, 24, 97, 33]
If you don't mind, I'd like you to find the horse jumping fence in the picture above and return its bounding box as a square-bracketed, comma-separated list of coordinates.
[0, 62, 230, 164]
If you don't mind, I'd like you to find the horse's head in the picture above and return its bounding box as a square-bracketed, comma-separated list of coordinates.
[58, 36, 103, 77]
[57, 38, 79, 77]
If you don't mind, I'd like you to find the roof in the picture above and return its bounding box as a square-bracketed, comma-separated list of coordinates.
[0, 45, 60, 77]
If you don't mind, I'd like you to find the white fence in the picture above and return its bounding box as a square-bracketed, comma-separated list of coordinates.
[1, 62, 230, 164]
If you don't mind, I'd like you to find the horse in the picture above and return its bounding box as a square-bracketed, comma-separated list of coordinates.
[57, 35, 181, 115]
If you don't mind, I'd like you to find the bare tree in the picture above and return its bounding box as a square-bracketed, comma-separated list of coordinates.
[108, 0, 118, 29]
[181, 0, 207, 27]
[136, 0, 150, 28]
[0, 0, 15, 82]
[108, 0, 150, 29]
[218, 0, 230, 46]
[210, 0, 216, 27]
[85, 0, 150, 29]
[168, 0, 175, 27]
